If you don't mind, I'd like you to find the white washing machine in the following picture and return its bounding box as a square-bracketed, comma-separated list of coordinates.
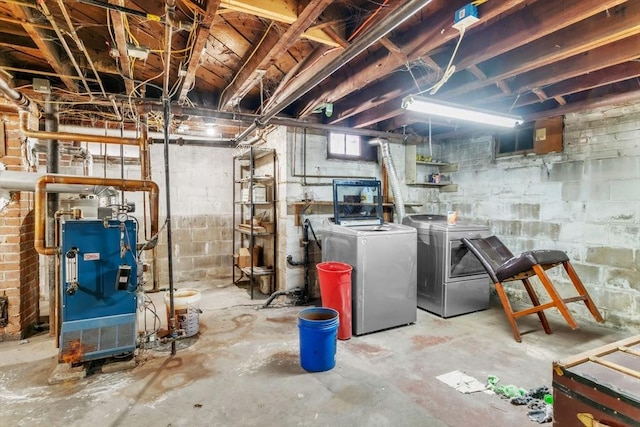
[322, 219, 417, 335]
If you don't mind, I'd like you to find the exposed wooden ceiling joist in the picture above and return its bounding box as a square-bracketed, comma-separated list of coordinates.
[1, 1, 639, 138]
[326, 0, 630, 126]
[443, 1, 640, 99]
[296, 0, 526, 118]
[8, 4, 77, 91]
[108, 0, 136, 96]
[177, 0, 221, 103]
[218, 0, 333, 110]
[219, 0, 338, 47]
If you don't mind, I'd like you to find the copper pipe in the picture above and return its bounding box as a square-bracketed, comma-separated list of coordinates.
[19, 110, 141, 146]
[35, 175, 159, 255]
[53, 209, 82, 346]
[140, 121, 150, 181]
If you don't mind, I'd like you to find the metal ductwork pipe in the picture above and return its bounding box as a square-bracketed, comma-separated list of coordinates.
[19, 110, 150, 181]
[234, 0, 434, 143]
[34, 175, 160, 255]
[0, 75, 30, 108]
[19, 111, 140, 146]
[0, 170, 107, 193]
[371, 138, 406, 222]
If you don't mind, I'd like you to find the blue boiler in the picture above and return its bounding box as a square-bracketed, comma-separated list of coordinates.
[59, 219, 138, 363]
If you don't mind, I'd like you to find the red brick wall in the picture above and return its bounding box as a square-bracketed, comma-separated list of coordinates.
[1, 112, 40, 340]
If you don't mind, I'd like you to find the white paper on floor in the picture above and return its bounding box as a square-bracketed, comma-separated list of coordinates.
[436, 370, 494, 394]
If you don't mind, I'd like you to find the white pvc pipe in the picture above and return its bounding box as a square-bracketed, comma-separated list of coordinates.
[0, 170, 99, 194]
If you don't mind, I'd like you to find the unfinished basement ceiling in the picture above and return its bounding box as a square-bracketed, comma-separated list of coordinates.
[0, 0, 639, 140]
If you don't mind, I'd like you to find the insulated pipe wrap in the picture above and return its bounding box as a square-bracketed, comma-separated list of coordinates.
[373, 139, 406, 222]
[0, 75, 30, 108]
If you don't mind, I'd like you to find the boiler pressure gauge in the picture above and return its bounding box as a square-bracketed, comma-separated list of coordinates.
[117, 212, 128, 223]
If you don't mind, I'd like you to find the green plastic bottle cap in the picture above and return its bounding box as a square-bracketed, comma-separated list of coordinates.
[544, 394, 554, 405]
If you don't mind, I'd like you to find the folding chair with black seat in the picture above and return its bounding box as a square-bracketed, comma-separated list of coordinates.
[461, 235, 604, 342]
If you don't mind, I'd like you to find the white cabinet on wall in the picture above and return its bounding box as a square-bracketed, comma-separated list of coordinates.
[404, 144, 458, 192]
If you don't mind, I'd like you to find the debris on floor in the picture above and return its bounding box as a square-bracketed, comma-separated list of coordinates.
[436, 370, 492, 394]
[486, 375, 554, 423]
[486, 374, 527, 398]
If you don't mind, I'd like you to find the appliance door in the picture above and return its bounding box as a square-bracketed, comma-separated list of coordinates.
[416, 230, 445, 314]
[442, 278, 490, 318]
[354, 230, 417, 335]
[447, 237, 489, 282]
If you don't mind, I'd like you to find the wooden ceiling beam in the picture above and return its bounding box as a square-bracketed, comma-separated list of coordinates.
[524, 87, 640, 122]
[108, 0, 135, 96]
[296, 0, 525, 118]
[219, 0, 333, 110]
[480, 61, 640, 110]
[469, 64, 513, 95]
[531, 88, 548, 102]
[266, 45, 337, 111]
[468, 64, 487, 80]
[554, 96, 567, 106]
[0, 33, 37, 50]
[8, 4, 77, 91]
[326, 55, 443, 125]
[453, 0, 628, 72]
[350, 98, 405, 129]
[378, 37, 406, 62]
[443, 0, 640, 99]
[510, 34, 640, 98]
[177, 0, 221, 103]
[0, 15, 52, 31]
[329, 0, 637, 125]
[219, 0, 338, 46]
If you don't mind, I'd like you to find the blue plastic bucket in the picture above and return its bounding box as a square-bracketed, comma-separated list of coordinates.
[298, 307, 339, 372]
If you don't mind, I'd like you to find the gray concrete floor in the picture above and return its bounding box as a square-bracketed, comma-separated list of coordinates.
[0, 279, 634, 427]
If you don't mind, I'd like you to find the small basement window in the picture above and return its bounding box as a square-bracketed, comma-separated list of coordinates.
[495, 123, 534, 157]
[327, 132, 377, 161]
[495, 116, 564, 157]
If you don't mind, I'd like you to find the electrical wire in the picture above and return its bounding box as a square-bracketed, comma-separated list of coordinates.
[218, 20, 275, 109]
[348, 0, 389, 42]
[418, 27, 466, 96]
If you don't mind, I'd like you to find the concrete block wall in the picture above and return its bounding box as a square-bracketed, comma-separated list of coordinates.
[432, 102, 640, 331]
[57, 143, 235, 285]
[264, 127, 418, 297]
[149, 144, 235, 283]
[0, 113, 40, 340]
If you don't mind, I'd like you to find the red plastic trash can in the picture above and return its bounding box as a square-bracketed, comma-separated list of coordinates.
[316, 261, 353, 340]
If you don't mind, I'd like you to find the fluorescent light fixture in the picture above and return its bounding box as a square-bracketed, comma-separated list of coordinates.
[401, 95, 523, 128]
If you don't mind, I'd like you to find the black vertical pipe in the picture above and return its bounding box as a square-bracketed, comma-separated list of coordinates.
[120, 122, 125, 204]
[45, 95, 59, 335]
[163, 96, 176, 355]
[249, 146, 254, 300]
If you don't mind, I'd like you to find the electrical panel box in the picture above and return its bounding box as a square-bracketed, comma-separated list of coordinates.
[453, 4, 479, 31]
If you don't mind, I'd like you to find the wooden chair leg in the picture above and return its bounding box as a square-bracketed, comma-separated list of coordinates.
[563, 261, 604, 323]
[533, 264, 579, 329]
[495, 281, 522, 342]
[522, 278, 552, 335]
